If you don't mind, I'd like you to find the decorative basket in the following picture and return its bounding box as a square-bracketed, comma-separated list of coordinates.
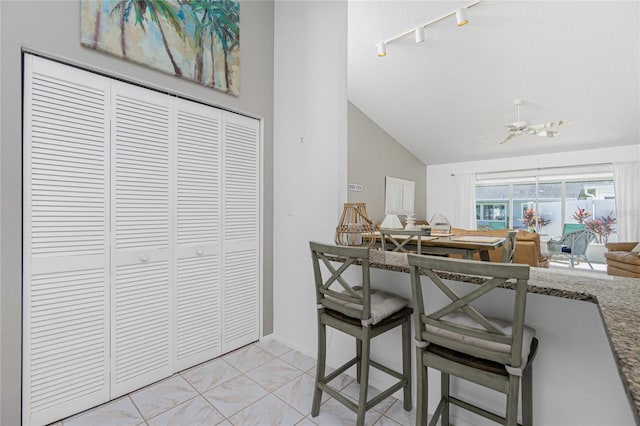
[335, 203, 375, 247]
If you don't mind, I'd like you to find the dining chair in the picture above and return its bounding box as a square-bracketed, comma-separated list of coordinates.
[309, 241, 412, 426]
[380, 228, 423, 254]
[501, 231, 518, 263]
[407, 254, 538, 426]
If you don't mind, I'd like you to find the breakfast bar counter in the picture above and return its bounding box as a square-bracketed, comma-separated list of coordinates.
[346, 250, 640, 424]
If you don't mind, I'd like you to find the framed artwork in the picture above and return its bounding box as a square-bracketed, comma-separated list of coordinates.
[81, 0, 240, 96]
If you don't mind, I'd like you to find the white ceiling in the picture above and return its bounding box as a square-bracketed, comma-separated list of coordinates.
[348, 1, 640, 165]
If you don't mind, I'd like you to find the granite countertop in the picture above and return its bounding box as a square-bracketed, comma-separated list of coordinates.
[364, 250, 640, 423]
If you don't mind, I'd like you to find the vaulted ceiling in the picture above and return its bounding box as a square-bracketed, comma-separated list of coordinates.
[348, 1, 640, 165]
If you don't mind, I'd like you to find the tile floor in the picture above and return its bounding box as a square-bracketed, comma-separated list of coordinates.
[53, 339, 416, 426]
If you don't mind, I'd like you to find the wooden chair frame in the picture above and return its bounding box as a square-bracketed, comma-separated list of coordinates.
[501, 231, 519, 263]
[309, 241, 412, 426]
[407, 254, 537, 426]
[380, 229, 423, 254]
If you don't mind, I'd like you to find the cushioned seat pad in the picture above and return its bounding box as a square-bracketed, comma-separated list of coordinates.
[605, 251, 640, 266]
[426, 337, 539, 376]
[326, 286, 409, 325]
[326, 306, 413, 329]
[424, 311, 536, 373]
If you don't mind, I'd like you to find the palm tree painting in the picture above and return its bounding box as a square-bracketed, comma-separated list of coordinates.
[80, 0, 240, 96]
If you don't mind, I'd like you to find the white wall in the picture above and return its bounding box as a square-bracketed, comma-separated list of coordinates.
[427, 145, 640, 228]
[348, 102, 426, 224]
[273, 1, 348, 353]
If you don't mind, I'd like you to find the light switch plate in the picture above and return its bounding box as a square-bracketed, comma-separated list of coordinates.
[348, 183, 363, 192]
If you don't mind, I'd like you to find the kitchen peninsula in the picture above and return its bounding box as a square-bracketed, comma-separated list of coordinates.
[332, 250, 640, 425]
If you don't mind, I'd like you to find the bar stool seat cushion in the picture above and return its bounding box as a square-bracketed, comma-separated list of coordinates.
[426, 338, 539, 377]
[327, 286, 409, 325]
[425, 311, 536, 375]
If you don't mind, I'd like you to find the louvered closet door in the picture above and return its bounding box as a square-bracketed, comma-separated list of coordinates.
[23, 55, 110, 426]
[173, 98, 223, 370]
[110, 81, 173, 397]
[221, 111, 261, 352]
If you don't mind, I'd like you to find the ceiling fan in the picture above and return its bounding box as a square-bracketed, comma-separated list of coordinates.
[500, 99, 568, 144]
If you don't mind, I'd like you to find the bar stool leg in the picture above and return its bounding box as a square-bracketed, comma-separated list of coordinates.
[312, 316, 326, 417]
[356, 327, 371, 426]
[402, 318, 412, 411]
[522, 364, 533, 426]
[441, 372, 450, 426]
[415, 347, 428, 426]
[356, 338, 362, 383]
[505, 376, 520, 426]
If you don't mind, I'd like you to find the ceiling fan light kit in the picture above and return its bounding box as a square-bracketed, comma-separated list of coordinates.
[375, 1, 479, 57]
[499, 99, 569, 144]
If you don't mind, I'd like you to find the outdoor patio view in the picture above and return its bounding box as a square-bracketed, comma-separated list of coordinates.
[476, 174, 617, 268]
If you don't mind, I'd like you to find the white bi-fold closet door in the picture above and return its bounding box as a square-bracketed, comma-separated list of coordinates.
[23, 54, 260, 426]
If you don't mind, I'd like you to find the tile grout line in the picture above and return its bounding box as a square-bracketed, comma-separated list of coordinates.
[126, 393, 147, 424]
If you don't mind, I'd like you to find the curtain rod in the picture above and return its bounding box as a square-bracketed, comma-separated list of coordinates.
[450, 162, 613, 177]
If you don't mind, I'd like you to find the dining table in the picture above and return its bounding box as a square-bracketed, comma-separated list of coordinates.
[375, 231, 506, 261]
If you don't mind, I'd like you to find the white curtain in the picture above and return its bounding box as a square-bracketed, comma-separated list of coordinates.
[453, 173, 477, 230]
[613, 162, 640, 242]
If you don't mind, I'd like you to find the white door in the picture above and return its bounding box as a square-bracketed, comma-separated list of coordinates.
[173, 98, 223, 370]
[221, 112, 261, 352]
[23, 55, 110, 426]
[110, 81, 173, 397]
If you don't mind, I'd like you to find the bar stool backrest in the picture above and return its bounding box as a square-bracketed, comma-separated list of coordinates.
[310, 241, 371, 322]
[408, 255, 530, 369]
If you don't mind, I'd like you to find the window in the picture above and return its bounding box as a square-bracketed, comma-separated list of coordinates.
[475, 170, 617, 242]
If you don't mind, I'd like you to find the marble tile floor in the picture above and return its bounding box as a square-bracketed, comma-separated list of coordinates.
[53, 339, 415, 426]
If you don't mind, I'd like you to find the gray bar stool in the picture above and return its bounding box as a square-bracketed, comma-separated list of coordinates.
[407, 254, 539, 426]
[380, 228, 423, 254]
[309, 241, 412, 426]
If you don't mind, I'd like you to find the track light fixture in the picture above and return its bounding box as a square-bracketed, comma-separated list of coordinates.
[456, 8, 469, 26]
[376, 1, 479, 57]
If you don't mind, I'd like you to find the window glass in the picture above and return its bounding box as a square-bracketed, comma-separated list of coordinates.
[475, 176, 616, 243]
[476, 185, 509, 229]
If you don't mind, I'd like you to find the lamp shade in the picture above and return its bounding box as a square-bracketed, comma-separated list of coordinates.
[380, 214, 403, 230]
[376, 42, 387, 57]
[456, 8, 468, 26]
[335, 203, 375, 247]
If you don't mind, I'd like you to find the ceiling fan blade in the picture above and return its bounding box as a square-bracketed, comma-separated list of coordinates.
[528, 120, 569, 130]
[535, 130, 558, 137]
[499, 132, 518, 144]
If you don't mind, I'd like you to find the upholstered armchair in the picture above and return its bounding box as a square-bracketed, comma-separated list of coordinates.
[604, 242, 640, 278]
